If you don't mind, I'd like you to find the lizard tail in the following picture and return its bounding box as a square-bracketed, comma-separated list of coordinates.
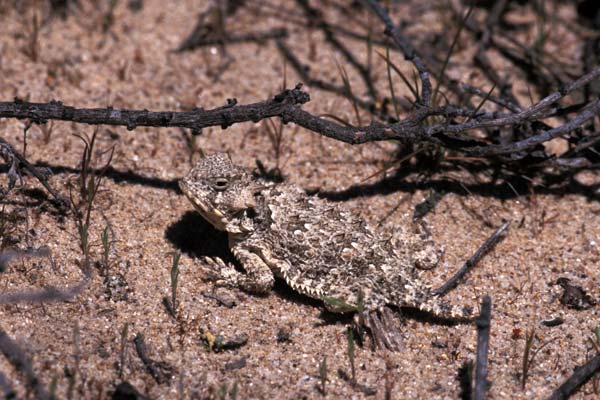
[415, 296, 474, 322]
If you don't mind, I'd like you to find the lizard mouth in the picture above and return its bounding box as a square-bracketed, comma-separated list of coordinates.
[179, 182, 228, 231]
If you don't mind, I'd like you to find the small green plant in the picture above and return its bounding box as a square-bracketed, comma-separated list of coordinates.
[593, 327, 600, 394]
[521, 328, 535, 389]
[521, 328, 557, 389]
[356, 290, 364, 327]
[230, 380, 238, 400]
[49, 375, 57, 399]
[163, 251, 181, 318]
[366, 22, 373, 75]
[24, 12, 39, 62]
[467, 83, 497, 122]
[347, 327, 356, 384]
[263, 118, 285, 171]
[101, 0, 118, 33]
[218, 382, 227, 400]
[321, 296, 356, 312]
[319, 355, 327, 396]
[70, 322, 81, 399]
[69, 128, 114, 271]
[376, 49, 419, 105]
[216, 381, 238, 400]
[384, 356, 395, 400]
[21, 120, 32, 158]
[41, 120, 55, 144]
[532, 0, 548, 56]
[588, 327, 600, 354]
[65, 366, 75, 400]
[119, 322, 129, 379]
[180, 128, 203, 165]
[170, 251, 181, 312]
[100, 225, 111, 274]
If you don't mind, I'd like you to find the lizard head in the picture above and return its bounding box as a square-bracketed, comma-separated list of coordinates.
[180, 153, 263, 234]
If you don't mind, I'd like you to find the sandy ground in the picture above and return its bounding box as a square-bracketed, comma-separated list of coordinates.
[0, 1, 599, 399]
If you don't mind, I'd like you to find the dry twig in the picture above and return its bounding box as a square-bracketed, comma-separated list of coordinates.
[433, 221, 510, 296]
[547, 355, 600, 400]
[474, 296, 492, 400]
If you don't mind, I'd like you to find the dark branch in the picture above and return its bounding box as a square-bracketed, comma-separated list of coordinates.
[547, 355, 600, 400]
[0, 85, 309, 131]
[177, 27, 287, 51]
[0, 247, 91, 304]
[433, 221, 509, 296]
[0, 137, 67, 207]
[0, 327, 51, 400]
[0, 66, 598, 163]
[0, 370, 15, 399]
[133, 333, 175, 385]
[474, 295, 492, 400]
[0, 279, 90, 304]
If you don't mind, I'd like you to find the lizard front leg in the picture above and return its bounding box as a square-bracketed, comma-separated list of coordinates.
[202, 244, 274, 294]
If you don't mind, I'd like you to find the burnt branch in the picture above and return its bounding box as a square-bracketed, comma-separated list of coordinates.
[178, 27, 287, 50]
[474, 295, 492, 400]
[0, 137, 67, 207]
[0, 67, 598, 167]
[133, 333, 175, 385]
[547, 354, 600, 400]
[0, 327, 51, 400]
[433, 221, 509, 296]
[0, 246, 91, 304]
[0, 85, 309, 131]
[0, 370, 15, 399]
[0, 276, 91, 304]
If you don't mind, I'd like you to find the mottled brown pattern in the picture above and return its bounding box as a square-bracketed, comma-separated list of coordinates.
[180, 153, 470, 318]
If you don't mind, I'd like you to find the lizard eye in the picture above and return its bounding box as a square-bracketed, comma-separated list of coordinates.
[213, 177, 229, 191]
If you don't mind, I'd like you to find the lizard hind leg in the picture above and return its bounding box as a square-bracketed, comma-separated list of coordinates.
[353, 306, 403, 351]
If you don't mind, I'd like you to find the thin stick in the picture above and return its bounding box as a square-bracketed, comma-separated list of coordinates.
[547, 355, 600, 400]
[133, 333, 173, 385]
[474, 295, 492, 400]
[0, 137, 67, 206]
[0, 370, 15, 398]
[433, 221, 510, 296]
[0, 85, 310, 131]
[0, 326, 51, 400]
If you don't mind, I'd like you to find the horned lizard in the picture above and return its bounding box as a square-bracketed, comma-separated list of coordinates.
[179, 153, 471, 322]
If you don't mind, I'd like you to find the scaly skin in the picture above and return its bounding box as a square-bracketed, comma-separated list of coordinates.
[179, 153, 472, 320]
